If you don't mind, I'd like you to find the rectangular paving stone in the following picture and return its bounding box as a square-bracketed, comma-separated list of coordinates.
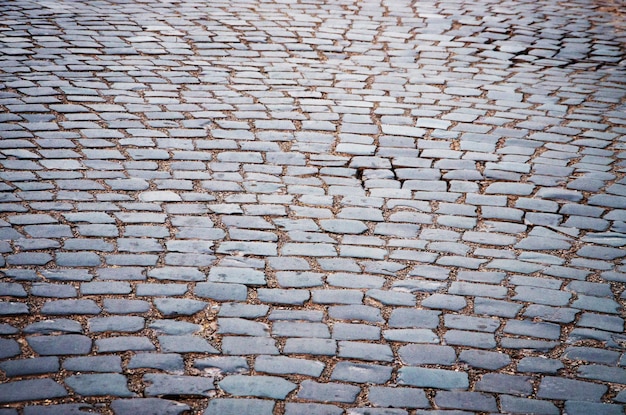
[218, 318, 270, 337]
[194, 356, 249, 375]
[504, 320, 561, 340]
[312, 289, 364, 304]
[283, 338, 337, 355]
[208, 267, 266, 285]
[258, 288, 311, 305]
[435, 391, 498, 412]
[388, 308, 441, 328]
[273, 321, 329, 338]
[0, 379, 68, 403]
[367, 386, 430, 409]
[144, 374, 215, 397]
[88, 316, 144, 333]
[41, 299, 101, 315]
[65, 373, 134, 397]
[284, 403, 343, 415]
[500, 395, 559, 414]
[331, 362, 393, 384]
[218, 374, 296, 400]
[563, 401, 624, 415]
[255, 355, 325, 377]
[63, 356, 123, 373]
[329, 305, 383, 323]
[95, 336, 156, 352]
[474, 297, 522, 318]
[221, 336, 279, 355]
[399, 345, 456, 365]
[399, 367, 469, 390]
[577, 365, 626, 384]
[104, 299, 151, 314]
[537, 376, 608, 401]
[459, 349, 511, 370]
[205, 399, 274, 415]
[475, 373, 534, 396]
[0, 356, 60, 377]
[297, 380, 360, 403]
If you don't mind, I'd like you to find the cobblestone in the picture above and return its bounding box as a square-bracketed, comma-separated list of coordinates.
[1, 0, 625, 412]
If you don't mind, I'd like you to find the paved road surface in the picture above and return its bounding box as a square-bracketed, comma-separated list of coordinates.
[0, 0, 625, 413]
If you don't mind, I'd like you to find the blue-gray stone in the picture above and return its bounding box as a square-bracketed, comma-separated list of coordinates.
[339, 341, 393, 362]
[65, 374, 134, 397]
[255, 355, 325, 377]
[459, 349, 511, 370]
[500, 396, 559, 415]
[331, 361, 392, 384]
[27, 334, 92, 355]
[399, 367, 468, 390]
[204, 399, 274, 415]
[96, 336, 155, 352]
[63, 356, 123, 373]
[563, 401, 625, 415]
[194, 357, 249, 375]
[0, 338, 21, 359]
[219, 375, 296, 399]
[399, 345, 456, 365]
[537, 376, 607, 401]
[154, 298, 207, 316]
[23, 404, 96, 415]
[0, 379, 68, 403]
[367, 386, 430, 409]
[128, 353, 185, 373]
[111, 398, 190, 415]
[297, 380, 360, 403]
[475, 373, 533, 396]
[0, 356, 59, 377]
[88, 316, 144, 333]
[284, 403, 344, 415]
[40, 299, 101, 315]
[149, 320, 201, 335]
[435, 391, 497, 412]
[144, 374, 215, 397]
[158, 335, 219, 353]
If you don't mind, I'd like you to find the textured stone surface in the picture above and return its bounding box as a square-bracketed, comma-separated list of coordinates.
[0, 0, 625, 412]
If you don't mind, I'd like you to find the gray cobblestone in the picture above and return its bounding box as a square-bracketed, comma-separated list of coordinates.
[27, 335, 92, 355]
[399, 345, 456, 365]
[96, 336, 155, 353]
[367, 387, 430, 409]
[1, 1, 625, 412]
[111, 398, 190, 415]
[65, 374, 133, 397]
[331, 361, 392, 384]
[563, 401, 625, 415]
[0, 356, 59, 377]
[435, 391, 497, 412]
[255, 355, 324, 377]
[205, 399, 274, 415]
[399, 367, 469, 390]
[144, 374, 215, 397]
[159, 335, 219, 354]
[285, 403, 343, 415]
[154, 298, 208, 316]
[283, 338, 337, 355]
[222, 337, 279, 355]
[537, 376, 608, 401]
[298, 380, 360, 403]
[219, 375, 295, 399]
[0, 379, 68, 403]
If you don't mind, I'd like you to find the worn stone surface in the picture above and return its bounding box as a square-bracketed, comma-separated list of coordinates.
[0, 0, 625, 412]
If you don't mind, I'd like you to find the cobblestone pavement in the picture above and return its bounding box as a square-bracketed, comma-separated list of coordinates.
[0, 0, 625, 413]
